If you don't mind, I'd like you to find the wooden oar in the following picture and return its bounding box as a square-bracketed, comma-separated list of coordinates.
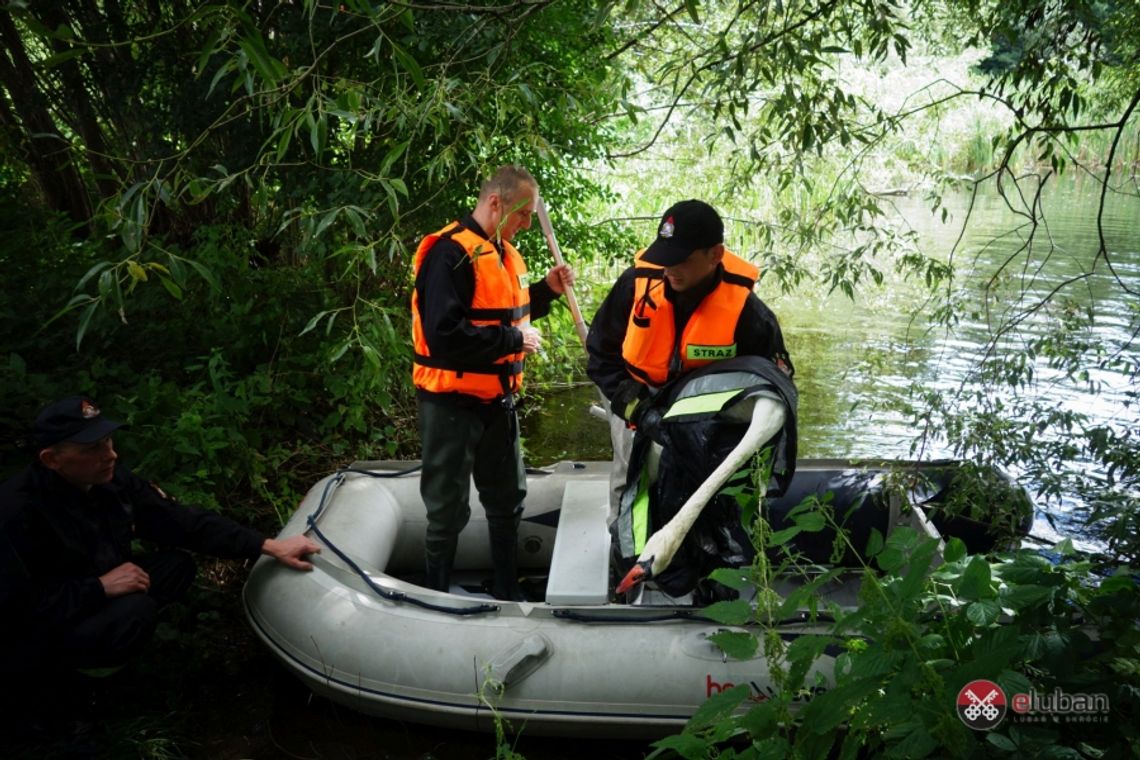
[536, 195, 588, 347]
[536, 195, 607, 417]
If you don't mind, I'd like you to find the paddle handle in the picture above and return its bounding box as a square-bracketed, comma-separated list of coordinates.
[535, 196, 588, 348]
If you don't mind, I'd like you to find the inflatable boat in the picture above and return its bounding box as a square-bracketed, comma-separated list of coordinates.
[242, 455, 1029, 738]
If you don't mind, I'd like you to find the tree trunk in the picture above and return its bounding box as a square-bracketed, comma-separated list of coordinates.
[34, 3, 123, 200]
[0, 12, 92, 224]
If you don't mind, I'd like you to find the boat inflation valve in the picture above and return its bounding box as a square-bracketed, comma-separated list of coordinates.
[481, 634, 552, 691]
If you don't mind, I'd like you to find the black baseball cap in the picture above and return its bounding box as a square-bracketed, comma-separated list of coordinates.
[642, 199, 724, 267]
[33, 396, 125, 448]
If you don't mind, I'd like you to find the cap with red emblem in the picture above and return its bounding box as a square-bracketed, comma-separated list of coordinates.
[32, 396, 125, 448]
[642, 199, 724, 267]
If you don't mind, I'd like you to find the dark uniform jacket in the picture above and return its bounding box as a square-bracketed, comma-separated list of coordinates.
[586, 262, 793, 409]
[414, 214, 560, 406]
[0, 463, 264, 638]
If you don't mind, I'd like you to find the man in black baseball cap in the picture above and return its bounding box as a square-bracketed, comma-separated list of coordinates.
[0, 395, 320, 675]
[32, 395, 126, 449]
[640, 198, 726, 268]
[586, 199, 794, 520]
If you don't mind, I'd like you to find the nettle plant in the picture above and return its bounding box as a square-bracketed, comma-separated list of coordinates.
[648, 456, 1139, 760]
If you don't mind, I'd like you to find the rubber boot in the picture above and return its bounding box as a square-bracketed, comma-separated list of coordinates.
[488, 527, 526, 602]
[424, 537, 457, 593]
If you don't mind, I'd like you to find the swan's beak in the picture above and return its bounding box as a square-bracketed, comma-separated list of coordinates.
[616, 558, 654, 594]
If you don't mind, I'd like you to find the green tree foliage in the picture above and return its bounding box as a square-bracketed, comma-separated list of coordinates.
[0, 0, 631, 514]
[602, 0, 1139, 563]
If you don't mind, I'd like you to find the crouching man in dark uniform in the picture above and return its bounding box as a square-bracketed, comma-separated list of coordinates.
[0, 396, 320, 674]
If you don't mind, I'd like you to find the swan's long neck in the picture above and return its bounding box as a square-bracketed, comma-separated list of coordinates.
[616, 397, 786, 594]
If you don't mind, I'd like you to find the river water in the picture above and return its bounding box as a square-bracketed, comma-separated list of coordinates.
[524, 172, 1140, 550]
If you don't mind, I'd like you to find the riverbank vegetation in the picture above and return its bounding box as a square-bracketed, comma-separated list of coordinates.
[2, 0, 1137, 757]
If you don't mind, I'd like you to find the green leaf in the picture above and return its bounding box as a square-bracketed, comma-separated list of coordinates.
[300, 310, 331, 337]
[184, 259, 220, 291]
[848, 647, 899, 679]
[737, 701, 778, 738]
[41, 47, 86, 68]
[648, 733, 710, 760]
[329, 340, 351, 363]
[865, 528, 884, 557]
[996, 669, 1033, 698]
[943, 537, 967, 563]
[388, 177, 408, 197]
[315, 208, 340, 238]
[966, 600, 1001, 626]
[275, 127, 292, 162]
[380, 140, 409, 176]
[1052, 538, 1076, 556]
[97, 270, 113, 298]
[708, 567, 753, 591]
[986, 732, 1018, 751]
[702, 600, 752, 625]
[390, 41, 425, 89]
[794, 511, 826, 532]
[1098, 573, 1136, 594]
[362, 345, 381, 369]
[686, 683, 749, 731]
[708, 630, 759, 660]
[798, 676, 882, 734]
[768, 525, 802, 546]
[310, 112, 328, 157]
[683, 0, 700, 24]
[344, 207, 368, 239]
[956, 556, 993, 601]
[754, 736, 793, 760]
[159, 277, 183, 300]
[877, 547, 905, 573]
[238, 32, 284, 85]
[76, 301, 97, 351]
[889, 724, 937, 757]
[999, 584, 1053, 611]
[76, 261, 114, 292]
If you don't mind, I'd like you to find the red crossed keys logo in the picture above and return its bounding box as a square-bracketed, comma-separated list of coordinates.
[957, 679, 1007, 730]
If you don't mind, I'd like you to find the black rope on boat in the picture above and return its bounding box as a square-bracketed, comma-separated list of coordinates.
[341, 465, 423, 478]
[303, 467, 501, 617]
[553, 609, 710, 623]
[552, 608, 837, 626]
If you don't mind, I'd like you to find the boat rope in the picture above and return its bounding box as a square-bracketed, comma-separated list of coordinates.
[553, 608, 837, 626]
[304, 467, 501, 617]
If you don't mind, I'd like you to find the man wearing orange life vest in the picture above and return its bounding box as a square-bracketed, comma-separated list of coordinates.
[411, 165, 573, 600]
[586, 199, 793, 516]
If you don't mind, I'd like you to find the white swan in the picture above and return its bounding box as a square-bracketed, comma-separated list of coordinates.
[615, 396, 787, 594]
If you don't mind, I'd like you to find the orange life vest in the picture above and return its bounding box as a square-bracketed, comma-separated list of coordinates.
[411, 221, 530, 400]
[621, 249, 758, 387]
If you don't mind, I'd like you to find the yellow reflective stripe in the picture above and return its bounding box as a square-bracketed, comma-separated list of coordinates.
[662, 389, 741, 419]
[632, 468, 650, 554]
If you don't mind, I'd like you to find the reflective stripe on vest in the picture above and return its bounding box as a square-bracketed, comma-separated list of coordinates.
[411, 221, 530, 400]
[620, 249, 758, 387]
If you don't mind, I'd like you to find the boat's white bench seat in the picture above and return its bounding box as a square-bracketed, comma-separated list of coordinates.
[545, 480, 611, 605]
